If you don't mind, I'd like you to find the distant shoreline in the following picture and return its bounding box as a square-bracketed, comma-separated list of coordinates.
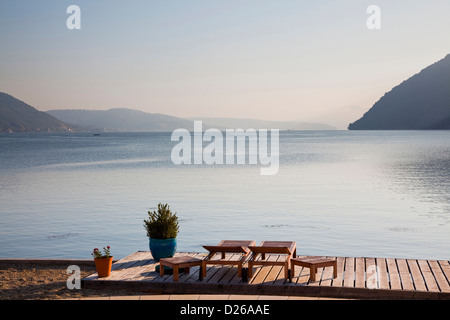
[0, 258, 118, 266]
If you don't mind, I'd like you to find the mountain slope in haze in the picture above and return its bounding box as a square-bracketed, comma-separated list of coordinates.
[190, 117, 336, 130]
[48, 109, 336, 132]
[47, 108, 198, 132]
[348, 54, 450, 130]
[0, 92, 69, 132]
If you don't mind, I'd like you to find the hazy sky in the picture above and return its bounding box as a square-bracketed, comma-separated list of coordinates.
[1, 1, 449, 129]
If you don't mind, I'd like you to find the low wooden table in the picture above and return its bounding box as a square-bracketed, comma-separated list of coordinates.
[159, 256, 203, 281]
[247, 241, 297, 280]
[291, 256, 337, 282]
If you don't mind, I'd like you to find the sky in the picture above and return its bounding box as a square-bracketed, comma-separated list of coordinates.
[0, 1, 449, 129]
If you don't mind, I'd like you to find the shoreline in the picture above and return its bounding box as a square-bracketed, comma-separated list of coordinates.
[0, 260, 133, 300]
[0, 260, 326, 301]
[0, 258, 119, 266]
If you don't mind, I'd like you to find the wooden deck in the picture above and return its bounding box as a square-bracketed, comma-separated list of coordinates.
[82, 251, 450, 300]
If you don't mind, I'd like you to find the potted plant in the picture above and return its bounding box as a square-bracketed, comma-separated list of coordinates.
[91, 246, 113, 278]
[144, 203, 179, 262]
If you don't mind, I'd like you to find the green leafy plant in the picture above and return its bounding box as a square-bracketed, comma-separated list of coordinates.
[91, 246, 111, 259]
[144, 203, 180, 239]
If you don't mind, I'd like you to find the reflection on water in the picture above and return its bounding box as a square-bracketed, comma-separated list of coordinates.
[381, 137, 450, 226]
[0, 131, 449, 260]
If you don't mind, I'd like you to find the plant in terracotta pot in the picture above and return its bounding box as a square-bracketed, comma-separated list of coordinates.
[91, 246, 113, 278]
[144, 203, 179, 262]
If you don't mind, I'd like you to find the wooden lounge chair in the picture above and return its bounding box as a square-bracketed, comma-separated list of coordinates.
[247, 241, 297, 280]
[202, 240, 256, 278]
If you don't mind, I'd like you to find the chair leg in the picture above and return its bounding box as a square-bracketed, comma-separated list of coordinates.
[199, 265, 203, 281]
[284, 261, 289, 279]
[242, 268, 248, 283]
[310, 266, 316, 282]
[173, 266, 179, 281]
[202, 261, 207, 278]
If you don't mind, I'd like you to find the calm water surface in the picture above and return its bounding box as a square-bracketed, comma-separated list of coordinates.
[0, 131, 449, 260]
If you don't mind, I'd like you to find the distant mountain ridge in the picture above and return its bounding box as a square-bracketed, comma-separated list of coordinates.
[0, 92, 335, 133]
[48, 110, 336, 132]
[0, 92, 68, 132]
[47, 108, 197, 132]
[349, 54, 450, 130]
[190, 117, 336, 130]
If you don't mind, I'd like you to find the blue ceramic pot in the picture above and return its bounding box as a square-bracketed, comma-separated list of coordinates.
[149, 238, 177, 261]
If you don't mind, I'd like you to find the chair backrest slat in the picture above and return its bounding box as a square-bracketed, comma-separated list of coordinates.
[203, 245, 249, 254]
[249, 246, 292, 255]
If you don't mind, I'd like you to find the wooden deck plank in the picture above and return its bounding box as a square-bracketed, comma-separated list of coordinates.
[82, 252, 450, 300]
[249, 254, 279, 285]
[386, 258, 402, 290]
[407, 259, 427, 292]
[429, 260, 450, 293]
[418, 259, 439, 292]
[267, 255, 286, 286]
[397, 259, 414, 291]
[289, 265, 304, 285]
[83, 251, 143, 281]
[365, 258, 378, 289]
[101, 251, 149, 281]
[122, 252, 155, 281]
[291, 255, 309, 285]
[193, 252, 233, 283]
[354, 257, 365, 288]
[376, 258, 389, 290]
[126, 251, 163, 282]
[331, 257, 345, 287]
[206, 253, 239, 284]
[129, 259, 159, 281]
[319, 257, 336, 287]
[228, 261, 250, 285]
[438, 261, 450, 290]
[217, 255, 242, 284]
[343, 257, 355, 288]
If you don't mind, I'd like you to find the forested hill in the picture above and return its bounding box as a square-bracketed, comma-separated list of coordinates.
[348, 54, 450, 130]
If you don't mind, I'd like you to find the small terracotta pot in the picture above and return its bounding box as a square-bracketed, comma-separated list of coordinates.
[94, 257, 113, 278]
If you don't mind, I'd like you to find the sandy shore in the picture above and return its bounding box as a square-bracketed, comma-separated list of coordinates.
[0, 262, 139, 300]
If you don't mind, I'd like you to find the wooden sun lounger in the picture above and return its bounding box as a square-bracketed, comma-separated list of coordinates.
[202, 240, 256, 278]
[247, 241, 297, 280]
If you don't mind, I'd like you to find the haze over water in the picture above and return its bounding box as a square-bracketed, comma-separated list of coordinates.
[0, 130, 449, 260]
